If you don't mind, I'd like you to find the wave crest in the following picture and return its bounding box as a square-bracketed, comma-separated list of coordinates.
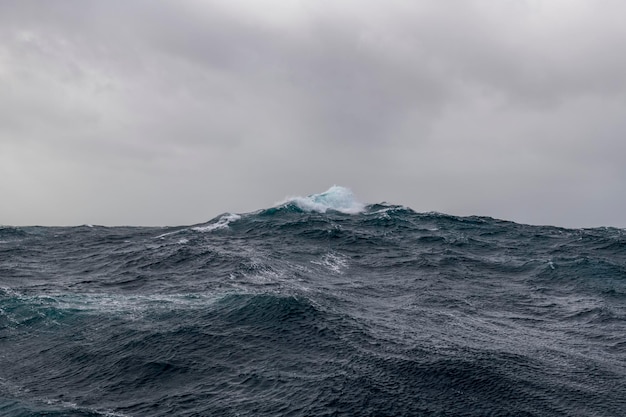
[278, 186, 364, 214]
[192, 213, 241, 232]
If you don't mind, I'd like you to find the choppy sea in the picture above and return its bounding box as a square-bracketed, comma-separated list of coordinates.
[1, 186, 625, 416]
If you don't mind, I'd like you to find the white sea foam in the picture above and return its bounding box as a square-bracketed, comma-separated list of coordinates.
[311, 252, 349, 274]
[366, 204, 411, 217]
[26, 293, 224, 323]
[192, 213, 241, 232]
[155, 229, 186, 239]
[45, 397, 132, 417]
[279, 185, 365, 214]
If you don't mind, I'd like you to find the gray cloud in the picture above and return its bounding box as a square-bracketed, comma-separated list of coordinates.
[1, 0, 625, 227]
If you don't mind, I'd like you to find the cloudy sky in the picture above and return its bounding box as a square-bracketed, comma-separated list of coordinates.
[1, 0, 625, 228]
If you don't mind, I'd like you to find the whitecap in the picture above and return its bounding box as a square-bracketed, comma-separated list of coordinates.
[155, 229, 186, 239]
[192, 213, 241, 232]
[278, 185, 364, 214]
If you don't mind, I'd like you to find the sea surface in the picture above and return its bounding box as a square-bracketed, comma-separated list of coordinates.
[1, 186, 625, 416]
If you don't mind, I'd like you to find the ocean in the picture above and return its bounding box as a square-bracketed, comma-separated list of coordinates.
[1, 186, 625, 416]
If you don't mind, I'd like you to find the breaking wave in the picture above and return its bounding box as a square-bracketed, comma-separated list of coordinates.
[277, 185, 365, 214]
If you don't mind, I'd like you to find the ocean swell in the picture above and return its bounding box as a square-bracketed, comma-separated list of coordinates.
[0, 187, 625, 416]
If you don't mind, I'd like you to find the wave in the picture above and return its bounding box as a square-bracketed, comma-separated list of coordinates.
[0, 226, 29, 240]
[192, 213, 241, 232]
[276, 186, 365, 214]
[3, 186, 626, 416]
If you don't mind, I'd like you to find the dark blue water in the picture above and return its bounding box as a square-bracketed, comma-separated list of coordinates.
[1, 187, 625, 416]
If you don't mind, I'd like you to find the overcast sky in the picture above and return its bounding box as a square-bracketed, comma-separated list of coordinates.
[1, 0, 625, 228]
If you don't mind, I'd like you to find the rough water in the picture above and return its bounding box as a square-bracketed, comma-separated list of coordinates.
[1, 186, 625, 416]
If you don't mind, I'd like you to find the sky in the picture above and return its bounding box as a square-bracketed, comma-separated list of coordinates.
[1, 0, 625, 228]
